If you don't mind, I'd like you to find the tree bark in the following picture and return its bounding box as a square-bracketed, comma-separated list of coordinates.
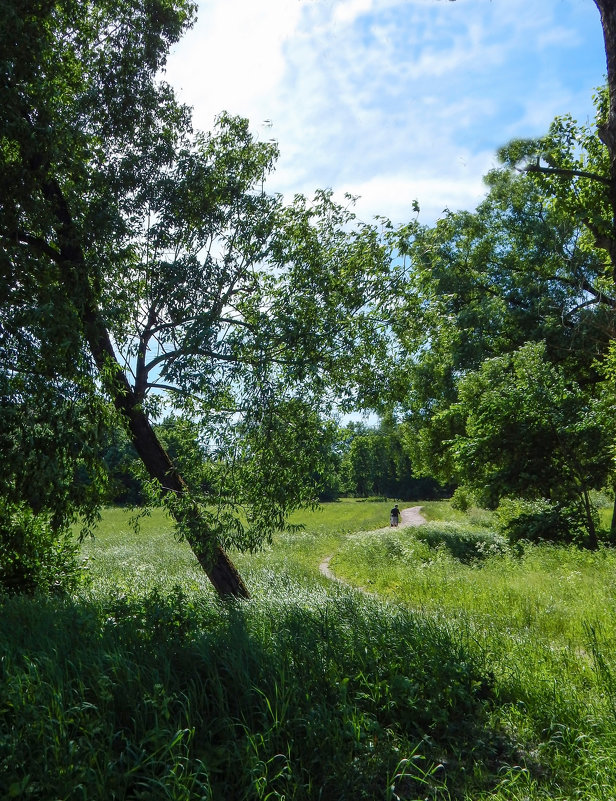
[595, 1, 616, 164]
[43, 179, 250, 599]
[582, 488, 599, 550]
[594, 4, 616, 540]
[594, 1, 616, 276]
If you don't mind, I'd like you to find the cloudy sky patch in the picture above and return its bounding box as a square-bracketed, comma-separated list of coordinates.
[164, 0, 605, 225]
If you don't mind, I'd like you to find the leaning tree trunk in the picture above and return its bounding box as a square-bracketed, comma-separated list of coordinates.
[44, 179, 250, 599]
[103, 359, 250, 598]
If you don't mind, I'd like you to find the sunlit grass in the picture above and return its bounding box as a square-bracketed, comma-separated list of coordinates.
[80, 506, 213, 597]
[5, 499, 616, 799]
[1, 500, 495, 801]
[324, 501, 616, 800]
[80, 499, 399, 596]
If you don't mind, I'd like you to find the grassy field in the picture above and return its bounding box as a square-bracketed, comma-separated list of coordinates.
[2, 499, 616, 799]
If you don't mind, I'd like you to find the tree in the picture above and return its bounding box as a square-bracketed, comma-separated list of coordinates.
[1, 0, 396, 596]
[338, 419, 443, 499]
[448, 342, 615, 547]
[96, 427, 146, 506]
[407, 0, 616, 536]
[386, 128, 616, 538]
[436, 5, 616, 340]
[393, 163, 612, 476]
[494, 0, 616, 327]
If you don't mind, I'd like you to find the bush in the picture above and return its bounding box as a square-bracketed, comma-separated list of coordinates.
[415, 521, 507, 562]
[496, 498, 587, 545]
[450, 486, 474, 512]
[0, 500, 84, 595]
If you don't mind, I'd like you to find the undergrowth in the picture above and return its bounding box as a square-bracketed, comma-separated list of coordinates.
[1, 578, 496, 800]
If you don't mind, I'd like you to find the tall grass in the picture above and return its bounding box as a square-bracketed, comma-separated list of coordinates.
[330, 507, 616, 800]
[1, 574, 493, 799]
[3, 501, 616, 799]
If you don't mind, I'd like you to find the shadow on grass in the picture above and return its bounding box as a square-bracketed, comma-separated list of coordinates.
[1, 585, 539, 800]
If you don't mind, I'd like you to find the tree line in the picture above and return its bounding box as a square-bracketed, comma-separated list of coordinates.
[94, 416, 445, 506]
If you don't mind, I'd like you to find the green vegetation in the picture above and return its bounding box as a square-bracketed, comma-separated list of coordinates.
[3, 0, 616, 598]
[1, 0, 404, 597]
[3, 501, 616, 799]
[5, 1, 616, 797]
[331, 502, 616, 799]
[2, 502, 491, 801]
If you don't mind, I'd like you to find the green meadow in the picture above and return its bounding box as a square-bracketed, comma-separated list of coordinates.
[3, 499, 616, 799]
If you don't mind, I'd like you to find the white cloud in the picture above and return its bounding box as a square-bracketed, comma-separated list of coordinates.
[335, 150, 495, 224]
[333, 0, 375, 25]
[164, 0, 304, 128]
[164, 0, 605, 226]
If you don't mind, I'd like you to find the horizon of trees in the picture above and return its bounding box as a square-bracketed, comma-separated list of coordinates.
[92, 415, 447, 507]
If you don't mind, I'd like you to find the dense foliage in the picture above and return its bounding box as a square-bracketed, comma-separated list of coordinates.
[389, 91, 616, 544]
[336, 420, 444, 500]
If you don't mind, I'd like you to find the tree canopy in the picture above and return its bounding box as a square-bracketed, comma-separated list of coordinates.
[388, 85, 616, 542]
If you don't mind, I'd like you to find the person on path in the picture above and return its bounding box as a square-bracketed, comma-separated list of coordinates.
[390, 504, 400, 527]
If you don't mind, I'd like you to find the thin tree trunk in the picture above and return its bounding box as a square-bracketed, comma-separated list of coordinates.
[44, 179, 250, 599]
[610, 490, 616, 539]
[582, 488, 599, 550]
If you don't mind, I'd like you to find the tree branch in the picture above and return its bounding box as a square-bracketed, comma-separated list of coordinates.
[526, 163, 612, 187]
[14, 231, 61, 261]
[543, 271, 616, 309]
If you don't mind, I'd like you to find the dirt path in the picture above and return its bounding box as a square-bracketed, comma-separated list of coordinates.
[398, 505, 426, 528]
[318, 505, 426, 583]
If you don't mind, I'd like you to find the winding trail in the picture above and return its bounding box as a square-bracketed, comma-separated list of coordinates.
[319, 505, 426, 584]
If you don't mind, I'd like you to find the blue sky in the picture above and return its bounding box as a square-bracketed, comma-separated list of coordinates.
[164, 0, 606, 225]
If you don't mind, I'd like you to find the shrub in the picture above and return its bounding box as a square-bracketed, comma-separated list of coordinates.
[0, 500, 84, 595]
[496, 498, 587, 545]
[450, 486, 474, 512]
[415, 521, 507, 562]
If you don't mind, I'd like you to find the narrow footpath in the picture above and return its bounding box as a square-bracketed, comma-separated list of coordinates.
[319, 505, 426, 583]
